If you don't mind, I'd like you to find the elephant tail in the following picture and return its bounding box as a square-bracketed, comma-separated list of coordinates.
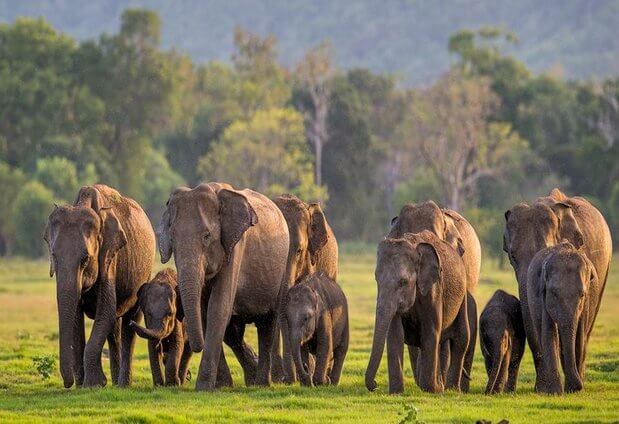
[485, 329, 509, 395]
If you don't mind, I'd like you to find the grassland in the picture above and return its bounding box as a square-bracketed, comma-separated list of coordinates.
[0, 253, 617, 423]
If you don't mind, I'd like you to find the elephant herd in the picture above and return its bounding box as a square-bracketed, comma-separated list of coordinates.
[43, 184, 611, 396]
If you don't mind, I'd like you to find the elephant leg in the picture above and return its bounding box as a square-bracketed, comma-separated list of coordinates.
[73, 308, 86, 387]
[106, 318, 121, 385]
[224, 319, 258, 386]
[118, 306, 140, 387]
[417, 323, 443, 393]
[446, 303, 470, 391]
[165, 327, 184, 386]
[540, 310, 562, 394]
[215, 347, 234, 388]
[386, 316, 404, 394]
[254, 315, 276, 387]
[409, 346, 420, 386]
[148, 339, 164, 386]
[83, 281, 116, 387]
[519, 281, 543, 390]
[329, 324, 348, 386]
[270, 332, 284, 383]
[178, 343, 192, 386]
[440, 341, 450, 387]
[281, 317, 297, 384]
[461, 294, 477, 392]
[506, 339, 524, 392]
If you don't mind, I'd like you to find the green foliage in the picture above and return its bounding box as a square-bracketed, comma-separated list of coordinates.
[198, 108, 326, 200]
[32, 355, 55, 380]
[0, 161, 26, 255]
[137, 148, 184, 218]
[34, 157, 79, 202]
[12, 181, 55, 258]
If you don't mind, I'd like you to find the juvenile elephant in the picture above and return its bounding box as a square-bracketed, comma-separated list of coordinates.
[366, 230, 469, 394]
[44, 184, 156, 388]
[284, 272, 348, 387]
[159, 183, 290, 390]
[388, 201, 480, 391]
[130, 268, 192, 386]
[480, 290, 525, 394]
[273, 194, 338, 383]
[527, 241, 600, 394]
[503, 188, 612, 388]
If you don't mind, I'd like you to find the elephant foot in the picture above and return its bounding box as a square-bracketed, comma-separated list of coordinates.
[299, 374, 313, 388]
[196, 379, 217, 392]
[82, 369, 107, 388]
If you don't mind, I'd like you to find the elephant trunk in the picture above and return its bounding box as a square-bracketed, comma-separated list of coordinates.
[177, 263, 205, 353]
[291, 331, 311, 387]
[131, 322, 167, 341]
[559, 319, 583, 392]
[365, 296, 396, 392]
[56, 269, 80, 388]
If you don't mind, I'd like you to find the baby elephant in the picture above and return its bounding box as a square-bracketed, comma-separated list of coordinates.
[480, 290, 525, 394]
[284, 272, 349, 387]
[130, 269, 192, 386]
[527, 241, 600, 394]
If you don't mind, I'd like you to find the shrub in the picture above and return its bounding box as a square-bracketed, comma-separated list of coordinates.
[12, 181, 56, 257]
[32, 355, 55, 380]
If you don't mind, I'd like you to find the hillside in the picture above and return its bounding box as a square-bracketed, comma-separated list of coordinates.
[1, 0, 618, 84]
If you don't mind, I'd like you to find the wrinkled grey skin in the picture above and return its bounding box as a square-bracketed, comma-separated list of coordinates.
[284, 272, 348, 387]
[273, 194, 338, 383]
[159, 183, 289, 391]
[130, 268, 192, 386]
[366, 230, 469, 394]
[527, 242, 600, 394]
[504, 188, 612, 389]
[44, 184, 155, 388]
[480, 290, 525, 394]
[388, 201, 480, 392]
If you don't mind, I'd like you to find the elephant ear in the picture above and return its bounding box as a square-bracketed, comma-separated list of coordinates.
[74, 186, 106, 211]
[503, 209, 512, 253]
[136, 283, 148, 308]
[218, 189, 258, 261]
[416, 242, 441, 296]
[443, 212, 465, 257]
[308, 203, 329, 264]
[551, 203, 584, 249]
[99, 208, 127, 277]
[174, 285, 184, 321]
[158, 206, 173, 264]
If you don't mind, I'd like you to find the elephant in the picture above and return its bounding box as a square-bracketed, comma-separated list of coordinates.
[284, 271, 348, 387]
[273, 194, 338, 383]
[158, 182, 290, 390]
[130, 268, 192, 386]
[43, 184, 156, 388]
[503, 188, 612, 388]
[388, 201, 480, 392]
[480, 290, 525, 394]
[526, 241, 601, 394]
[366, 230, 470, 394]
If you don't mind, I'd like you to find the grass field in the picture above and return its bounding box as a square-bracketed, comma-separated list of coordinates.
[0, 252, 617, 423]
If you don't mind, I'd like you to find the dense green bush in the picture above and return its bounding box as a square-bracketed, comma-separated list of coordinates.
[12, 182, 56, 258]
[34, 157, 79, 202]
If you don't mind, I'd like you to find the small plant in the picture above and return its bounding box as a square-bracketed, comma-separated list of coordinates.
[17, 330, 30, 340]
[45, 332, 59, 341]
[399, 404, 425, 424]
[33, 355, 56, 380]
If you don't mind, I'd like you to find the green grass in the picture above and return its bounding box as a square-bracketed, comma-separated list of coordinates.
[0, 254, 618, 423]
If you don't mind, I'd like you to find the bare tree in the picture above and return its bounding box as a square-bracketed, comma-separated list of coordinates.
[295, 41, 335, 187]
[406, 70, 526, 210]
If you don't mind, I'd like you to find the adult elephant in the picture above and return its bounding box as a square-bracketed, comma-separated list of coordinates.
[273, 194, 338, 383]
[158, 183, 290, 391]
[44, 184, 155, 388]
[388, 201, 480, 392]
[503, 188, 612, 389]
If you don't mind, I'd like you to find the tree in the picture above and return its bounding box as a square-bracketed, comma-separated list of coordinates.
[197, 108, 325, 201]
[34, 157, 79, 202]
[12, 181, 55, 257]
[0, 162, 26, 255]
[138, 148, 184, 219]
[294, 41, 335, 187]
[406, 70, 528, 210]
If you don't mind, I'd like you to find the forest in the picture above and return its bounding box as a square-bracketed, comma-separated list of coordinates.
[0, 8, 617, 258]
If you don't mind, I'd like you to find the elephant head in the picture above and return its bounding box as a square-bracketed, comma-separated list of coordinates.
[504, 199, 584, 284]
[158, 184, 257, 353]
[389, 201, 465, 256]
[43, 196, 127, 388]
[366, 230, 442, 391]
[284, 279, 321, 386]
[130, 268, 181, 341]
[274, 194, 330, 285]
[540, 242, 595, 392]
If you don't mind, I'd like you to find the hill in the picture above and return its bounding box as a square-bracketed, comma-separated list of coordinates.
[1, 0, 617, 84]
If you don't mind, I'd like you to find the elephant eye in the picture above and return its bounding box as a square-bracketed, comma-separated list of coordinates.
[296, 248, 303, 256]
[80, 255, 90, 267]
[399, 278, 408, 287]
[203, 231, 211, 242]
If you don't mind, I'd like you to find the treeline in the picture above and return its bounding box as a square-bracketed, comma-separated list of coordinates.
[0, 10, 617, 258]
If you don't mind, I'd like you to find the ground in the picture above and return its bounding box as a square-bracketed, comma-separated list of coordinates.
[0, 252, 617, 423]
